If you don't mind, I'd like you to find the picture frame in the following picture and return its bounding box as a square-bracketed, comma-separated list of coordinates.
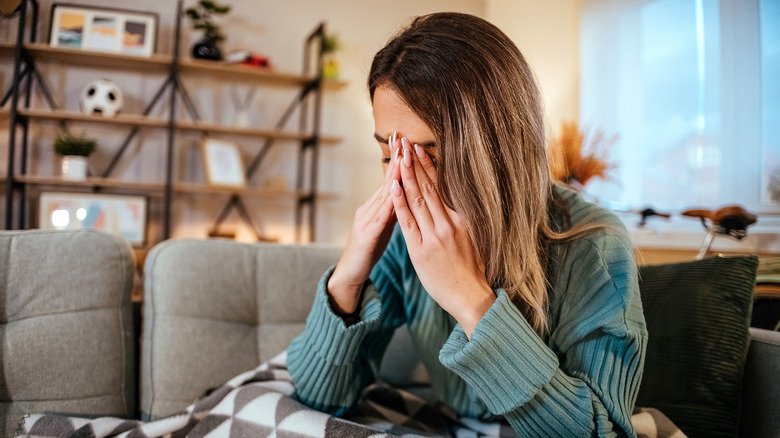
[39, 192, 148, 247]
[201, 138, 247, 188]
[49, 3, 158, 57]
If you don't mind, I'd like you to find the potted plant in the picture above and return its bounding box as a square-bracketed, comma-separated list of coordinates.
[321, 32, 340, 80]
[53, 133, 97, 180]
[185, 0, 231, 61]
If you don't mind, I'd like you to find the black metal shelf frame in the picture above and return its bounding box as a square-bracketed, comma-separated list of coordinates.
[2, 0, 328, 243]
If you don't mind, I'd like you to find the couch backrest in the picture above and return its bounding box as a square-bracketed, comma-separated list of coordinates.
[140, 239, 342, 419]
[0, 229, 136, 436]
[740, 327, 780, 438]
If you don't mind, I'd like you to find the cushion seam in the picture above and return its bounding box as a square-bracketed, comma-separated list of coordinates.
[3, 306, 124, 325]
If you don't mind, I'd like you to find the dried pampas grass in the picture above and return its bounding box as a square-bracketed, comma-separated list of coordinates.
[550, 122, 617, 188]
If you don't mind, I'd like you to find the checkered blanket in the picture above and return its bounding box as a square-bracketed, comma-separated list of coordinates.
[17, 352, 684, 437]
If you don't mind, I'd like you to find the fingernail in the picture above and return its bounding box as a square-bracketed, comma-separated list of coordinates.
[392, 131, 397, 148]
[414, 144, 424, 158]
[391, 179, 402, 197]
[402, 137, 412, 168]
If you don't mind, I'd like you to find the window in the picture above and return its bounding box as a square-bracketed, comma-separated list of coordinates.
[580, 0, 779, 242]
[761, 0, 780, 205]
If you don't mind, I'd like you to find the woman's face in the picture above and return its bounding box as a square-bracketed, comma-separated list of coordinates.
[372, 84, 438, 171]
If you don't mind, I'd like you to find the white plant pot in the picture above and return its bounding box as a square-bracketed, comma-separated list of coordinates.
[61, 155, 88, 180]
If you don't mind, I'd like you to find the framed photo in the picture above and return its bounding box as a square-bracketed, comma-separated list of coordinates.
[202, 138, 247, 188]
[39, 192, 148, 247]
[49, 3, 158, 57]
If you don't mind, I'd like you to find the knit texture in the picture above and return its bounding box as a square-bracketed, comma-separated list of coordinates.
[288, 185, 648, 436]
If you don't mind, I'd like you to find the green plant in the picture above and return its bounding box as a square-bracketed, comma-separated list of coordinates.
[53, 133, 97, 157]
[185, 0, 231, 43]
[322, 32, 340, 55]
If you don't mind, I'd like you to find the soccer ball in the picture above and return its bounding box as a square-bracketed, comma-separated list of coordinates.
[80, 79, 124, 118]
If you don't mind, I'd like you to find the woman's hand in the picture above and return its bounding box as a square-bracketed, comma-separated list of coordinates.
[391, 137, 495, 338]
[328, 134, 402, 314]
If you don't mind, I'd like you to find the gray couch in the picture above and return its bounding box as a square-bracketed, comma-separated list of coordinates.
[1, 230, 778, 437]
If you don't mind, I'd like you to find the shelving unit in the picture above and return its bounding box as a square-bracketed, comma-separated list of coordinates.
[2, 0, 344, 245]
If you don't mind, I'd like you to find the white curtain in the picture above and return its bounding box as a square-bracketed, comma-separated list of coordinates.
[580, 0, 778, 226]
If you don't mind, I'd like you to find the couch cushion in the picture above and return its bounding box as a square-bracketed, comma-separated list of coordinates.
[141, 239, 341, 419]
[0, 230, 136, 436]
[636, 255, 758, 438]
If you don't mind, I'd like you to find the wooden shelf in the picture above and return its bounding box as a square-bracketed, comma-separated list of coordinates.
[0, 43, 347, 90]
[175, 119, 341, 144]
[17, 108, 169, 129]
[13, 175, 336, 200]
[16, 175, 164, 194]
[175, 182, 299, 198]
[180, 58, 309, 86]
[180, 59, 347, 90]
[7, 109, 341, 144]
[0, 42, 171, 73]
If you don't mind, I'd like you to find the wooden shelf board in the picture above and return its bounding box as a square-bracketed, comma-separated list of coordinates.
[18, 108, 168, 129]
[179, 60, 346, 90]
[175, 119, 341, 144]
[0, 42, 14, 57]
[16, 175, 164, 193]
[11, 176, 337, 200]
[180, 59, 310, 86]
[23, 43, 171, 73]
[175, 182, 301, 197]
[323, 80, 348, 91]
[9, 109, 341, 144]
[0, 43, 346, 91]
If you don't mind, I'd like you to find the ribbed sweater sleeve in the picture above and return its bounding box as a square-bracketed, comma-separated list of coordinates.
[439, 234, 647, 437]
[287, 229, 407, 416]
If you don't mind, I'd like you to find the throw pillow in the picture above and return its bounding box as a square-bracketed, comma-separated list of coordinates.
[636, 255, 758, 438]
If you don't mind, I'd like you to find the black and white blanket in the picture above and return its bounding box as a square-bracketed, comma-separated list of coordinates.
[18, 352, 684, 438]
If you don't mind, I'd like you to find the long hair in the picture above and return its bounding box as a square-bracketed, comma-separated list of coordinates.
[369, 12, 596, 335]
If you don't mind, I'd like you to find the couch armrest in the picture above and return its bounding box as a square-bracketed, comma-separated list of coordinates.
[140, 239, 340, 420]
[740, 327, 780, 437]
[0, 230, 136, 436]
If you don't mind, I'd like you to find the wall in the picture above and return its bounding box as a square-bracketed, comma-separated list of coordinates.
[484, 0, 581, 133]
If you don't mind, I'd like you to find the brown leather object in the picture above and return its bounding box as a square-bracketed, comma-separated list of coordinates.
[682, 205, 758, 229]
[0, 0, 22, 18]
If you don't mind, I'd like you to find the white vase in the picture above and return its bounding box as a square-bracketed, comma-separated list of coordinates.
[61, 155, 88, 180]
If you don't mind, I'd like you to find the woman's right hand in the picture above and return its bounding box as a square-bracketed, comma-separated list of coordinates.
[327, 133, 402, 314]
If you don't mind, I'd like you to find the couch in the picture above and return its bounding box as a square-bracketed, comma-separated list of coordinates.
[1, 230, 778, 437]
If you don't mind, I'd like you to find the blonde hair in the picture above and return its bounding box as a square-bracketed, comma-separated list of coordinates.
[369, 13, 598, 335]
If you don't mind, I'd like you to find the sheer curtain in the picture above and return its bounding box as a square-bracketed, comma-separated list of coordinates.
[580, 0, 779, 233]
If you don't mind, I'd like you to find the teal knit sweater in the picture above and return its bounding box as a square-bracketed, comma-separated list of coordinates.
[288, 186, 648, 437]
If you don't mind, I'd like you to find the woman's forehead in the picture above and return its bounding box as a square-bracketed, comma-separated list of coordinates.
[372, 84, 436, 145]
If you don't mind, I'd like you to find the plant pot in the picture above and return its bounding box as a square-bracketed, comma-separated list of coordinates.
[192, 38, 223, 61]
[61, 155, 88, 180]
[322, 56, 340, 80]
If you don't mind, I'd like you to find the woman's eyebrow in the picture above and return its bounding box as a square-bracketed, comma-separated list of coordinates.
[373, 133, 388, 144]
[372, 132, 436, 148]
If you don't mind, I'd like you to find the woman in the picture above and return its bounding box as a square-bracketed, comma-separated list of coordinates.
[288, 12, 647, 437]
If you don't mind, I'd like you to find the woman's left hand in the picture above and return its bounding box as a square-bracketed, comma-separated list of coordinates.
[391, 137, 496, 338]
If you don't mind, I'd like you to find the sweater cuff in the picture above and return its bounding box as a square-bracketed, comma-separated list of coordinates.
[299, 265, 382, 366]
[438, 289, 559, 415]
